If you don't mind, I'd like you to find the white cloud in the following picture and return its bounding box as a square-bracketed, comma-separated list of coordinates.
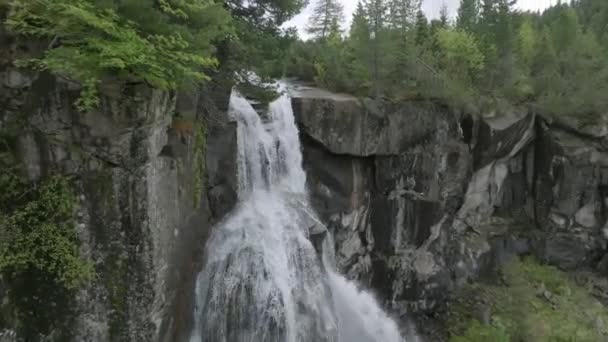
[285, 0, 562, 38]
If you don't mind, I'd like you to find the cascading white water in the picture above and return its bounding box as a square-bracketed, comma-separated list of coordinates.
[190, 86, 404, 342]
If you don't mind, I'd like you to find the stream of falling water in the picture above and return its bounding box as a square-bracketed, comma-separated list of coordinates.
[190, 86, 404, 342]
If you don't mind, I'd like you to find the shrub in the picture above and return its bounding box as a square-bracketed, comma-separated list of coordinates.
[0, 148, 93, 336]
[5, 0, 231, 111]
[0, 172, 93, 290]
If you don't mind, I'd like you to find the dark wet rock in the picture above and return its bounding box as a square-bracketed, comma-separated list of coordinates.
[292, 85, 608, 340]
[206, 120, 238, 219]
[533, 121, 608, 270]
[294, 87, 472, 318]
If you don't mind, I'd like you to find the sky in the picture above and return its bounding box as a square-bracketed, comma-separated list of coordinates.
[285, 0, 563, 37]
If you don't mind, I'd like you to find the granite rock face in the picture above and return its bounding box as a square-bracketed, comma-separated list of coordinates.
[292, 85, 608, 334]
[294, 87, 472, 316]
[0, 30, 237, 341]
[292, 86, 452, 156]
[534, 122, 608, 270]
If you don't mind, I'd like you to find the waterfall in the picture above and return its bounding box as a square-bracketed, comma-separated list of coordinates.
[190, 86, 404, 342]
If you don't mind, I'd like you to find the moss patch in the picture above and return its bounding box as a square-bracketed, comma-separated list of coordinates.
[193, 121, 206, 209]
[449, 257, 608, 342]
[451, 320, 510, 342]
[0, 147, 93, 338]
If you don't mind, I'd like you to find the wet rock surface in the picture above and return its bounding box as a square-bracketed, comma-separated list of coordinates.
[292, 86, 608, 340]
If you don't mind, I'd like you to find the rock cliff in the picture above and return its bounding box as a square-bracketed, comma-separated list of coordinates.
[0, 29, 238, 341]
[291, 84, 608, 338]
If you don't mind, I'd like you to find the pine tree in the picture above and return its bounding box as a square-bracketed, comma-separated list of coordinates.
[227, 0, 308, 28]
[517, 16, 536, 71]
[348, 1, 373, 93]
[495, 0, 516, 54]
[414, 8, 430, 47]
[364, 0, 389, 35]
[550, 6, 581, 53]
[457, 0, 479, 32]
[388, 0, 419, 32]
[386, 0, 420, 93]
[477, 0, 516, 91]
[350, 2, 371, 44]
[363, 0, 389, 96]
[478, 0, 498, 40]
[574, 0, 608, 49]
[439, 2, 450, 27]
[306, 0, 345, 39]
[479, 0, 515, 49]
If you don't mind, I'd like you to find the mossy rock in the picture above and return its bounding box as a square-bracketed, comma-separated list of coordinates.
[449, 257, 608, 342]
[0, 168, 93, 339]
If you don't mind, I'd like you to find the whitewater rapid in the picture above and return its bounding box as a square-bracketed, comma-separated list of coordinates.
[190, 86, 404, 342]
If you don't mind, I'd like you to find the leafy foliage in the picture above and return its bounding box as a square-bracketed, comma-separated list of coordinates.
[435, 28, 484, 83]
[5, 0, 308, 110]
[0, 142, 93, 337]
[5, 0, 231, 111]
[0, 167, 92, 291]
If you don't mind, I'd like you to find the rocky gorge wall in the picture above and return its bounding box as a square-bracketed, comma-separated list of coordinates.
[0, 27, 238, 341]
[291, 85, 608, 338]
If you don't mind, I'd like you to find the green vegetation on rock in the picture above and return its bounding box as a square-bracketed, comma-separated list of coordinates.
[0, 0, 305, 110]
[449, 257, 608, 342]
[5, 0, 231, 111]
[193, 121, 206, 209]
[0, 162, 92, 291]
[451, 320, 510, 342]
[3, 0, 307, 111]
[0, 144, 93, 337]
